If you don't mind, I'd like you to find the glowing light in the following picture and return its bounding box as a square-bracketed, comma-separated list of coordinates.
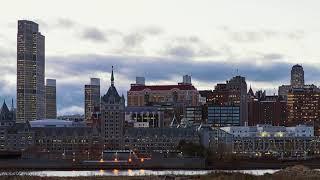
[99, 169, 105, 175]
[114, 158, 118, 162]
[128, 158, 132, 162]
[140, 158, 144, 162]
[113, 169, 119, 175]
[100, 159, 104, 162]
[139, 169, 145, 175]
[128, 169, 133, 176]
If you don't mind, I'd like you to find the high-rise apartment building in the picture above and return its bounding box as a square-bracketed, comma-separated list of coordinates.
[291, 64, 304, 87]
[45, 79, 56, 119]
[287, 87, 320, 135]
[17, 20, 45, 123]
[85, 78, 100, 123]
[101, 67, 125, 149]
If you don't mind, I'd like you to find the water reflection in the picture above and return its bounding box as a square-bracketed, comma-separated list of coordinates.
[26, 169, 280, 177]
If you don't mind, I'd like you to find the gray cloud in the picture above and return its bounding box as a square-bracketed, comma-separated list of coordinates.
[142, 26, 164, 35]
[262, 53, 284, 60]
[223, 28, 306, 43]
[46, 54, 305, 83]
[123, 33, 145, 48]
[56, 18, 75, 28]
[163, 36, 220, 58]
[165, 45, 195, 57]
[81, 27, 107, 42]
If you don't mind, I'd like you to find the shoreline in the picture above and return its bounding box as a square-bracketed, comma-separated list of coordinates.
[1, 159, 320, 171]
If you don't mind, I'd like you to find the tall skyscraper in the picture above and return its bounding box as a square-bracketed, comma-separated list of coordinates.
[291, 64, 304, 87]
[84, 78, 100, 123]
[17, 20, 45, 123]
[45, 79, 56, 119]
[101, 67, 125, 149]
[226, 76, 248, 125]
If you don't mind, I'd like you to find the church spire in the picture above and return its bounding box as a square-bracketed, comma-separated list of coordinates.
[111, 66, 114, 86]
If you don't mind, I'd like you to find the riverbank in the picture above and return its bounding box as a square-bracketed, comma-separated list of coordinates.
[0, 165, 317, 179]
[3, 158, 320, 171]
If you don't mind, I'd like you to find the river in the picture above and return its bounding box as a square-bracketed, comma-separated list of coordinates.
[21, 169, 280, 177]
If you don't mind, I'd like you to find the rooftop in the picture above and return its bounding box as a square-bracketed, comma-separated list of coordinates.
[129, 84, 197, 91]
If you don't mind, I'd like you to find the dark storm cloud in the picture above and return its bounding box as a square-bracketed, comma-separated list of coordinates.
[45, 54, 320, 115]
[81, 27, 107, 42]
[47, 54, 301, 83]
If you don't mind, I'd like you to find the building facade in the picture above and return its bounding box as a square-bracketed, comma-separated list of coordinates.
[248, 94, 287, 126]
[17, 20, 45, 123]
[185, 106, 203, 125]
[291, 64, 304, 88]
[100, 67, 125, 149]
[123, 127, 199, 154]
[200, 76, 247, 125]
[287, 87, 320, 135]
[221, 124, 314, 138]
[85, 78, 100, 124]
[208, 106, 240, 126]
[125, 106, 164, 128]
[127, 75, 199, 107]
[45, 79, 56, 119]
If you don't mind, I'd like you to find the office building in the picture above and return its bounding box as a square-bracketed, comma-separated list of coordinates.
[45, 79, 56, 119]
[291, 64, 304, 87]
[278, 64, 306, 99]
[278, 85, 292, 100]
[248, 93, 287, 126]
[17, 20, 45, 122]
[208, 106, 240, 126]
[100, 67, 125, 149]
[185, 106, 203, 124]
[287, 87, 320, 135]
[84, 78, 100, 124]
[201, 76, 247, 125]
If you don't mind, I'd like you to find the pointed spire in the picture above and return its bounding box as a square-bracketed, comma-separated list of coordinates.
[111, 66, 114, 86]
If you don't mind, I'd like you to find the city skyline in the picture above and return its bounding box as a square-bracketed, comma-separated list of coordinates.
[2, 1, 320, 115]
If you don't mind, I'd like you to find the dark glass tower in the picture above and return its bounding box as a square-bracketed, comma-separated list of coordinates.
[17, 20, 45, 123]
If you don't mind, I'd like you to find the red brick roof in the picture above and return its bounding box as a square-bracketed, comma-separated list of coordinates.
[129, 84, 197, 91]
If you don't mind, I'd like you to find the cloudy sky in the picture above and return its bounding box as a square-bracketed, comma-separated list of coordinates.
[1, 0, 320, 115]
